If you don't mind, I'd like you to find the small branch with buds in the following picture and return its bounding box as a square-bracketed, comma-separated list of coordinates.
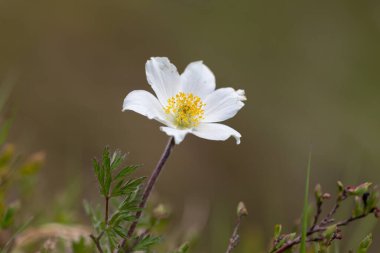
[225, 202, 248, 253]
[271, 181, 379, 253]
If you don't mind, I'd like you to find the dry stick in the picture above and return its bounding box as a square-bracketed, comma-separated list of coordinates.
[118, 137, 175, 251]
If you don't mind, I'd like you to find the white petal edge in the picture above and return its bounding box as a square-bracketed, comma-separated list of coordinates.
[180, 61, 216, 99]
[203, 88, 246, 123]
[160, 126, 192, 144]
[193, 123, 241, 144]
[145, 57, 180, 106]
[123, 90, 170, 125]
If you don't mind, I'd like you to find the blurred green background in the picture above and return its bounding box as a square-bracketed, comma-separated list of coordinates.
[1, 0, 380, 252]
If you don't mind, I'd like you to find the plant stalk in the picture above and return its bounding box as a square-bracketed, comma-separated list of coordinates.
[119, 136, 175, 251]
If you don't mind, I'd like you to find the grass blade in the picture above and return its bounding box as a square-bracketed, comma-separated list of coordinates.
[300, 150, 312, 253]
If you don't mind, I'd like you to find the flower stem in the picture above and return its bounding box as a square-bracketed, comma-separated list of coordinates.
[119, 136, 175, 251]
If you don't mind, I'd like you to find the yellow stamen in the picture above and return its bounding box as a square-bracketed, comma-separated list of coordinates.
[165, 92, 205, 128]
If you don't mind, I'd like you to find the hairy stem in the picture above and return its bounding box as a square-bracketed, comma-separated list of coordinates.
[119, 137, 175, 251]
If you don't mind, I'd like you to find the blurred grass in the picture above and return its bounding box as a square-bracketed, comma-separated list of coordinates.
[300, 152, 312, 253]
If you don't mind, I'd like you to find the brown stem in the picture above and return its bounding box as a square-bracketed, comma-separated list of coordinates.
[226, 216, 242, 253]
[226, 204, 247, 253]
[320, 194, 347, 226]
[90, 234, 104, 253]
[118, 137, 175, 252]
[310, 201, 322, 230]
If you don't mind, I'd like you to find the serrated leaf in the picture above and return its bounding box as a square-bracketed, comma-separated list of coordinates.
[111, 150, 126, 171]
[134, 235, 161, 251]
[111, 177, 145, 197]
[114, 165, 139, 182]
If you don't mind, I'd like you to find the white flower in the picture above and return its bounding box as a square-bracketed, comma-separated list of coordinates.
[122, 57, 246, 145]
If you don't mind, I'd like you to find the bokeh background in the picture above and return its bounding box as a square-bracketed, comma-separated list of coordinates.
[1, 0, 380, 252]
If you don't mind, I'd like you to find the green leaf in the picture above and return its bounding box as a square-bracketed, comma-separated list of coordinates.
[274, 224, 282, 240]
[111, 177, 145, 197]
[134, 235, 161, 251]
[72, 237, 94, 253]
[93, 159, 104, 193]
[1, 206, 16, 229]
[300, 150, 312, 253]
[103, 147, 112, 196]
[114, 165, 139, 182]
[110, 150, 126, 171]
[358, 234, 372, 253]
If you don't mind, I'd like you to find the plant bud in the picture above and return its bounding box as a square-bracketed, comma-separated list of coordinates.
[346, 183, 372, 196]
[274, 224, 282, 239]
[20, 151, 46, 175]
[315, 184, 322, 203]
[323, 225, 337, 242]
[337, 181, 344, 192]
[374, 207, 380, 218]
[322, 193, 331, 200]
[153, 204, 170, 219]
[237, 201, 248, 217]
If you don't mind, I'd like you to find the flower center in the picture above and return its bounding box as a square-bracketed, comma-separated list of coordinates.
[165, 92, 205, 128]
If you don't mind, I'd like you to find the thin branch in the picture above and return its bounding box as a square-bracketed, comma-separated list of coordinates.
[320, 193, 347, 226]
[274, 209, 375, 253]
[90, 193, 110, 252]
[90, 234, 104, 253]
[118, 137, 175, 252]
[310, 200, 322, 230]
[225, 202, 248, 253]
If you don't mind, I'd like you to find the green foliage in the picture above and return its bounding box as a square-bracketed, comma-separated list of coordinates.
[72, 237, 95, 253]
[87, 147, 165, 253]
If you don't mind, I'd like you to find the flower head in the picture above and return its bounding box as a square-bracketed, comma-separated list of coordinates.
[123, 57, 246, 144]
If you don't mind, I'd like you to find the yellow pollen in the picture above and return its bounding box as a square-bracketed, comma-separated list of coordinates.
[165, 92, 206, 128]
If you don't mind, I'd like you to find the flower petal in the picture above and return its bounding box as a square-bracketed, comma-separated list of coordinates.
[160, 126, 191, 144]
[146, 57, 180, 106]
[123, 90, 169, 125]
[193, 123, 241, 144]
[180, 61, 216, 99]
[203, 88, 246, 123]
